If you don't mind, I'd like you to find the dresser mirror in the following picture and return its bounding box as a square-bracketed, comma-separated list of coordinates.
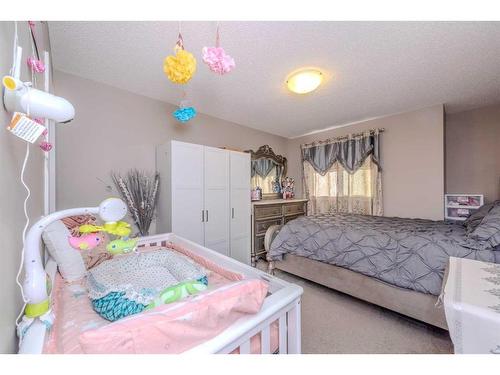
[246, 145, 287, 200]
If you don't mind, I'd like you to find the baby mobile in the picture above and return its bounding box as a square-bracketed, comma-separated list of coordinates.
[163, 22, 235, 124]
[27, 21, 52, 152]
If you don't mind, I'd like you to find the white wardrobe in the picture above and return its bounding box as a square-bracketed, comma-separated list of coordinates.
[156, 140, 251, 265]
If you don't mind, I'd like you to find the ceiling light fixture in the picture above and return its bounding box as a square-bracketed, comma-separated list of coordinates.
[286, 69, 323, 94]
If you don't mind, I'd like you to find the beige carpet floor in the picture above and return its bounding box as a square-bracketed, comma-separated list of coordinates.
[258, 261, 453, 354]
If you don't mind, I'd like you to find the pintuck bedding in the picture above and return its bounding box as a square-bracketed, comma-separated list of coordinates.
[269, 213, 500, 296]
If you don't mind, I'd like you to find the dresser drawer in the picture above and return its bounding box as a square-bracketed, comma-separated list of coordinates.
[255, 217, 282, 235]
[254, 235, 265, 253]
[254, 204, 283, 219]
[284, 214, 303, 224]
[283, 202, 305, 216]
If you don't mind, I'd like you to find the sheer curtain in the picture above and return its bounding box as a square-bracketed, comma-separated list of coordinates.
[302, 130, 383, 216]
[251, 173, 276, 192]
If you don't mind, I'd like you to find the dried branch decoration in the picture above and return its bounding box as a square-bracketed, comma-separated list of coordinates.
[111, 169, 160, 236]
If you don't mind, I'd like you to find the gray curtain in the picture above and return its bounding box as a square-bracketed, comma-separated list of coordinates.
[302, 131, 381, 175]
[251, 159, 277, 178]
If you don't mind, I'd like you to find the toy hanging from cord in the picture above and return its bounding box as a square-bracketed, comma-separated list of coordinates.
[202, 22, 235, 75]
[27, 22, 52, 152]
[76, 218, 138, 255]
[26, 21, 45, 74]
[3, 22, 71, 154]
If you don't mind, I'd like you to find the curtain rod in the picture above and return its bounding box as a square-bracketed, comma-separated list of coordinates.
[300, 128, 385, 149]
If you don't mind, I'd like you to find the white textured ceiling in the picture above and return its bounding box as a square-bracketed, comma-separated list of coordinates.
[49, 21, 500, 138]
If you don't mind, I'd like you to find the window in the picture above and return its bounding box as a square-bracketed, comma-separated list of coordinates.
[303, 157, 382, 215]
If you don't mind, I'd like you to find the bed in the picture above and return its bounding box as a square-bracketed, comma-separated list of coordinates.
[265, 208, 500, 330]
[19, 233, 303, 354]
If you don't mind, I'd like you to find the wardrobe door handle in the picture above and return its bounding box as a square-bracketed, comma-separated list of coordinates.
[202, 210, 205, 222]
[232, 208, 235, 219]
[206, 210, 209, 222]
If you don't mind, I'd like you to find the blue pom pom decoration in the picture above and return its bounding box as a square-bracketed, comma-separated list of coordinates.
[173, 106, 197, 123]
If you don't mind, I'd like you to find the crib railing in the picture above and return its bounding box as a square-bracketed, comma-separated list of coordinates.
[186, 287, 302, 354]
[19, 232, 303, 354]
[141, 233, 304, 354]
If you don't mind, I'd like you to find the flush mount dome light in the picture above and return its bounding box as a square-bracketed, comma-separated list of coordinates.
[286, 69, 323, 94]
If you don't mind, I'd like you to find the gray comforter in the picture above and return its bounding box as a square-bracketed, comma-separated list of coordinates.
[269, 214, 500, 295]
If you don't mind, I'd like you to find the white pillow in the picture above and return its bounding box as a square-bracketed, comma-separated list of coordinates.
[42, 220, 86, 281]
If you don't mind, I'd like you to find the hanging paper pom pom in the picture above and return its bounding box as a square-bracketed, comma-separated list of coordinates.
[164, 48, 196, 84]
[173, 106, 197, 123]
[163, 34, 196, 84]
[39, 141, 53, 152]
[27, 56, 45, 73]
[202, 47, 235, 75]
[173, 100, 196, 123]
[202, 24, 235, 75]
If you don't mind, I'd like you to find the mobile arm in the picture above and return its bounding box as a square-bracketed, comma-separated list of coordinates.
[22, 198, 127, 318]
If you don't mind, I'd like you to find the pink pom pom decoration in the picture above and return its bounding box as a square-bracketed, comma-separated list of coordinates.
[27, 56, 45, 73]
[33, 117, 45, 124]
[39, 141, 53, 152]
[202, 47, 235, 75]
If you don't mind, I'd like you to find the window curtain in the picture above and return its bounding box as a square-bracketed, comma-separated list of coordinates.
[302, 130, 383, 216]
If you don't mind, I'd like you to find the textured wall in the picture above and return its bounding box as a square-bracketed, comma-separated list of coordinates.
[286, 105, 445, 220]
[446, 104, 500, 203]
[0, 22, 49, 353]
[54, 71, 288, 213]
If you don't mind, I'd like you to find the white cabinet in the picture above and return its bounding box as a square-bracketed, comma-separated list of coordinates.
[170, 141, 205, 244]
[203, 147, 230, 256]
[230, 150, 251, 264]
[156, 141, 251, 263]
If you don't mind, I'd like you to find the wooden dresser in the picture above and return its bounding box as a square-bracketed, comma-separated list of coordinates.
[251, 198, 308, 266]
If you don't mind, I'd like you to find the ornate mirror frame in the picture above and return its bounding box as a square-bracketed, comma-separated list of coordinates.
[246, 145, 288, 200]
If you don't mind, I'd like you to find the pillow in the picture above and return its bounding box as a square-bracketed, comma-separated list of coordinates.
[42, 220, 86, 281]
[463, 203, 494, 235]
[79, 233, 112, 270]
[469, 203, 500, 248]
[61, 214, 97, 236]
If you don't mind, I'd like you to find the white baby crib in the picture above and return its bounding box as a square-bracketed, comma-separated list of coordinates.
[19, 232, 303, 354]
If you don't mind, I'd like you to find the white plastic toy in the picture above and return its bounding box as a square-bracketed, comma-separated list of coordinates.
[22, 198, 128, 320]
[2, 46, 75, 123]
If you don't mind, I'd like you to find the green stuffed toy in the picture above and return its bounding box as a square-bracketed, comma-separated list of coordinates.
[145, 280, 208, 310]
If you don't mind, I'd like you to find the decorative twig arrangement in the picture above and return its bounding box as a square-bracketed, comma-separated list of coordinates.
[111, 170, 160, 236]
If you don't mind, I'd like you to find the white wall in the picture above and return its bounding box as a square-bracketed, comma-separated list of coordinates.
[0, 21, 50, 353]
[54, 71, 288, 215]
[287, 105, 445, 220]
[54, 70, 445, 223]
[446, 103, 500, 203]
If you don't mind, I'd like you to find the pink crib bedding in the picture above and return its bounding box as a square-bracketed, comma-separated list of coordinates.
[44, 242, 271, 354]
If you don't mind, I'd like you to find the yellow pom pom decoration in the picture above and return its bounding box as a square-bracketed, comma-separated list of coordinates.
[164, 46, 197, 84]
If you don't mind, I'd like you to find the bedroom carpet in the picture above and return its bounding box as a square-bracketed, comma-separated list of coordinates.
[257, 261, 453, 354]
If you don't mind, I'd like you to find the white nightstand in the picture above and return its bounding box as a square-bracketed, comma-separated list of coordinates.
[442, 257, 500, 354]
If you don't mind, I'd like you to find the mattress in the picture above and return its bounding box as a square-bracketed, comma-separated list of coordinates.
[44, 243, 275, 354]
[269, 213, 500, 295]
